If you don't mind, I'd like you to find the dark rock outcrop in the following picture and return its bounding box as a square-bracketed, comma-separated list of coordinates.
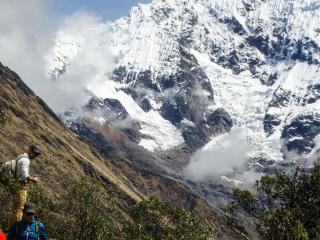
[281, 113, 320, 154]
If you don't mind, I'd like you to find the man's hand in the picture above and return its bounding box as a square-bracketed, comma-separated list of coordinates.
[28, 175, 40, 183]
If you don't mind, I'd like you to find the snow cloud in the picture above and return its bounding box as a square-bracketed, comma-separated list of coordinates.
[45, 11, 114, 112]
[184, 127, 252, 182]
[0, 0, 114, 113]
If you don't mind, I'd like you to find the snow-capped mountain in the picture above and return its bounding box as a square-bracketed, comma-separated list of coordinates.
[48, 0, 320, 184]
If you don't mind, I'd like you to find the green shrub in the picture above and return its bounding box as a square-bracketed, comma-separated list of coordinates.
[57, 176, 117, 240]
[0, 172, 19, 229]
[125, 198, 215, 240]
[226, 163, 320, 240]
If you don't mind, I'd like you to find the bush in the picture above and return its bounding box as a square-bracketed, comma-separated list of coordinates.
[226, 163, 320, 240]
[57, 176, 117, 240]
[125, 198, 215, 240]
[0, 172, 19, 229]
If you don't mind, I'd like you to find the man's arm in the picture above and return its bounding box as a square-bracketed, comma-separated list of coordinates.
[7, 223, 17, 240]
[20, 158, 39, 183]
[19, 158, 30, 182]
[39, 223, 49, 240]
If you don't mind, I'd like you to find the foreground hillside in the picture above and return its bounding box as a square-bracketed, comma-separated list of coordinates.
[0, 62, 242, 239]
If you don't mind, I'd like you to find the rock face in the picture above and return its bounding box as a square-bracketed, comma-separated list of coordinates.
[47, 0, 320, 205]
[282, 114, 320, 155]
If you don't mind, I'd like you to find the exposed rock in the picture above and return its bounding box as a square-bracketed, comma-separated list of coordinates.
[282, 113, 320, 154]
[85, 97, 129, 120]
[206, 108, 233, 133]
[303, 84, 320, 105]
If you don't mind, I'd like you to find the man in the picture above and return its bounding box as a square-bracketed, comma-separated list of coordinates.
[7, 145, 41, 228]
[7, 203, 48, 240]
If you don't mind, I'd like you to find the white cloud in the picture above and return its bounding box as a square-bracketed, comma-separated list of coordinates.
[0, 0, 54, 93]
[45, 11, 114, 112]
[184, 127, 251, 182]
[0, 0, 114, 113]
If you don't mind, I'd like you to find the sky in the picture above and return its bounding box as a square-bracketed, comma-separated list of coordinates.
[51, 0, 151, 20]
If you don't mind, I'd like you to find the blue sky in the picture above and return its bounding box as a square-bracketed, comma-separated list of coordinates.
[51, 0, 151, 20]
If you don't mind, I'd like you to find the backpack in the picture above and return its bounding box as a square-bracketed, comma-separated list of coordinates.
[14, 220, 40, 240]
[0, 155, 25, 178]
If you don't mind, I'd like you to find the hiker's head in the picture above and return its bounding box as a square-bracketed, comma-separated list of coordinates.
[28, 144, 41, 159]
[23, 202, 37, 222]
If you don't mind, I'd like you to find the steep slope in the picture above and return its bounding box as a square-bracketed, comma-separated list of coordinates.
[0, 62, 244, 239]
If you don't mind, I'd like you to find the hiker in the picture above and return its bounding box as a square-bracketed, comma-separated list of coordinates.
[7, 202, 48, 240]
[6, 145, 41, 228]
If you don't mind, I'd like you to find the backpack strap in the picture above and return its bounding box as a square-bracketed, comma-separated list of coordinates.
[35, 221, 40, 240]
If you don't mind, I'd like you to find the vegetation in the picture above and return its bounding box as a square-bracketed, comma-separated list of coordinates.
[225, 163, 320, 240]
[58, 177, 118, 240]
[0, 105, 8, 128]
[0, 173, 19, 228]
[125, 198, 215, 240]
[0, 172, 215, 239]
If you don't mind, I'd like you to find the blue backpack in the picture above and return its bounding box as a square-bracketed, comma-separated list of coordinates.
[13, 220, 40, 240]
